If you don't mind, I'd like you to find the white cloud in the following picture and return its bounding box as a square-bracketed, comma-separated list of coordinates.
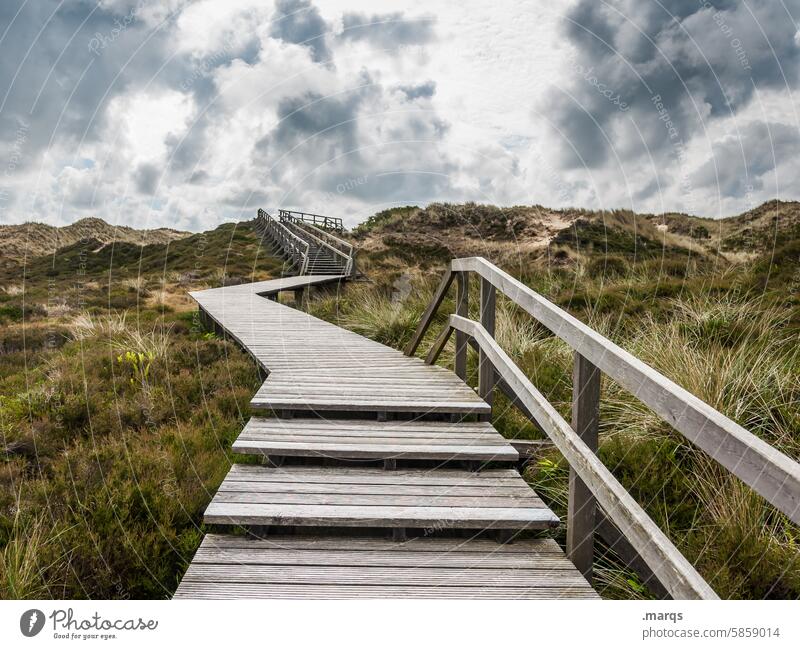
[110, 90, 194, 164]
[1, 0, 798, 230]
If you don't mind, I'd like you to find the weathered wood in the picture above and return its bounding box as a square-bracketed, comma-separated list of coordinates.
[174, 583, 599, 599]
[448, 314, 718, 599]
[204, 464, 559, 530]
[404, 268, 454, 356]
[425, 323, 453, 365]
[233, 417, 518, 462]
[218, 483, 536, 497]
[212, 492, 547, 508]
[201, 533, 566, 553]
[566, 352, 601, 583]
[454, 272, 469, 380]
[226, 463, 524, 482]
[478, 277, 496, 409]
[508, 439, 553, 459]
[174, 534, 598, 600]
[452, 256, 800, 525]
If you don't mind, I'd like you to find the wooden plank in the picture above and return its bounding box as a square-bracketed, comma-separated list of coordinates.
[203, 502, 559, 529]
[232, 441, 517, 461]
[216, 483, 536, 497]
[478, 277, 496, 408]
[192, 549, 573, 569]
[226, 464, 523, 482]
[404, 269, 454, 355]
[454, 271, 469, 380]
[181, 564, 591, 587]
[211, 492, 547, 508]
[425, 323, 453, 365]
[205, 465, 559, 529]
[250, 399, 491, 414]
[236, 433, 510, 445]
[239, 418, 503, 435]
[174, 534, 597, 600]
[566, 352, 601, 583]
[233, 417, 518, 461]
[174, 583, 598, 599]
[200, 533, 564, 553]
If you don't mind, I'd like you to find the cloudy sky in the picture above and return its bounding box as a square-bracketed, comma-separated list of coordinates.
[0, 0, 799, 230]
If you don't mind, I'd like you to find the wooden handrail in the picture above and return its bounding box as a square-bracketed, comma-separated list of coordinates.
[448, 314, 718, 599]
[284, 220, 354, 276]
[409, 257, 800, 525]
[300, 221, 353, 257]
[404, 268, 454, 355]
[408, 256, 800, 597]
[278, 208, 344, 232]
[257, 209, 310, 274]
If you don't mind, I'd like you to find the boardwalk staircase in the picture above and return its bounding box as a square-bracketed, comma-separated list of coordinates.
[175, 245, 800, 599]
[256, 209, 355, 277]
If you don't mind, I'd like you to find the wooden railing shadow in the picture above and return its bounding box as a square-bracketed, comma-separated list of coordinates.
[406, 256, 800, 600]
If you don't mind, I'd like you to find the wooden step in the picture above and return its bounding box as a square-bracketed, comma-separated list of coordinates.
[233, 417, 519, 461]
[203, 465, 559, 530]
[251, 369, 491, 415]
[174, 534, 598, 599]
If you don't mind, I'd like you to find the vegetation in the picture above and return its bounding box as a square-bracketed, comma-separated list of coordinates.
[0, 220, 282, 598]
[1, 203, 798, 599]
[309, 201, 800, 599]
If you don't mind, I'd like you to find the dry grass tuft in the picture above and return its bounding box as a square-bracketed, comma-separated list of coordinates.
[1, 284, 24, 296]
[69, 310, 173, 358]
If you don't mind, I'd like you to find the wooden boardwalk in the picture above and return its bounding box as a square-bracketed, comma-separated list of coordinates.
[192, 276, 489, 416]
[175, 274, 597, 599]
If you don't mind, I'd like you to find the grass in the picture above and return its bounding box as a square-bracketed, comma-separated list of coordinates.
[0, 306, 260, 597]
[0, 222, 274, 598]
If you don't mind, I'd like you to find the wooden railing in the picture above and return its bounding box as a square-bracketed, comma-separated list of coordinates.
[257, 209, 310, 275]
[284, 220, 356, 277]
[407, 257, 800, 599]
[278, 209, 344, 232]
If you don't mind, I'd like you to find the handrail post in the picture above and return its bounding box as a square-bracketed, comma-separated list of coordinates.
[454, 271, 469, 380]
[478, 277, 496, 412]
[567, 352, 601, 583]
